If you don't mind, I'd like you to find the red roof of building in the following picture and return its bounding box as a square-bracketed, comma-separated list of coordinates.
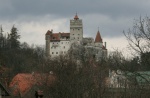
[46, 30, 51, 35]
[51, 33, 60, 40]
[95, 30, 103, 43]
[9, 73, 57, 96]
[50, 32, 70, 41]
[61, 33, 70, 37]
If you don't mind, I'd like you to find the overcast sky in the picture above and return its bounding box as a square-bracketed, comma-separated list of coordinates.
[1, 0, 150, 55]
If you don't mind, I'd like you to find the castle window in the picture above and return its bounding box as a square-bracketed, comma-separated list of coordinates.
[64, 46, 65, 49]
[74, 37, 75, 39]
[53, 42, 54, 44]
[78, 37, 79, 39]
[64, 51, 66, 54]
[78, 29, 80, 30]
[73, 34, 74, 35]
[56, 52, 58, 54]
[78, 34, 80, 35]
[61, 42, 63, 44]
[52, 52, 54, 54]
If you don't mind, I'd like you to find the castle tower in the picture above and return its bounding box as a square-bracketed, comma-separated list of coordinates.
[45, 30, 52, 56]
[95, 30, 103, 48]
[70, 13, 83, 43]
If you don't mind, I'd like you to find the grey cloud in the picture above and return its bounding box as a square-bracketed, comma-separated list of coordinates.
[1, 0, 150, 19]
[0, 0, 150, 44]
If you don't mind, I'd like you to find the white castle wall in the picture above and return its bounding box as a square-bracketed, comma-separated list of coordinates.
[50, 40, 70, 57]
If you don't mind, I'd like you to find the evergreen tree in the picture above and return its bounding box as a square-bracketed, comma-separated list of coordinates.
[9, 25, 20, 49]
[0, 25, 4, 48]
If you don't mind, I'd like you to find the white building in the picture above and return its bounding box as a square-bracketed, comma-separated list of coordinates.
[45, 14, 107, 58]
[106, 70, 128, 88]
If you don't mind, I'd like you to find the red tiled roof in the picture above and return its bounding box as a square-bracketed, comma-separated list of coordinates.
[61, 33, 70, 37]
[46, 30, 51, 35]
[95, 30, 103, 43]
[50, 32, 70, 41]
[9, 73, 56, 96]
[51, 33, 60, 40]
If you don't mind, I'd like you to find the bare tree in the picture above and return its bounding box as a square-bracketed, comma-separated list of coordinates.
[124, 16, 150, 55]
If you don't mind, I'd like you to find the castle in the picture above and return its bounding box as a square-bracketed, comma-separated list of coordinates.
[45, 14, 107, 59]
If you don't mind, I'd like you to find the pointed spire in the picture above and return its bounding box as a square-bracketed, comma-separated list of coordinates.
[95, 29, 103, 43]
[74, 12, 79, 20]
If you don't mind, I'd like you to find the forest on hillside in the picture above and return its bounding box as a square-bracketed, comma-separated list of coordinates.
[0, 17, 150, 98]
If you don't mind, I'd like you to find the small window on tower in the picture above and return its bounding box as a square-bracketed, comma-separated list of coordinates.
[73, 34, 74, 35]
[52, 52, 54, 54]
[78, 29, 80, 30]
[56, 52, 58, 54]
[64, 46, 65, 49]
[78, 34, 80, 35]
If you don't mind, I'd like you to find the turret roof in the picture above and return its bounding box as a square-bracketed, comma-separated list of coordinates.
[95, 30, 103, 43]
[74, 13, 79, 20]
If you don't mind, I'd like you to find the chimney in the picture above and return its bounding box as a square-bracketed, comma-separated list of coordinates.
[105, 42, 106, 49]
[51, 29, 53, 33]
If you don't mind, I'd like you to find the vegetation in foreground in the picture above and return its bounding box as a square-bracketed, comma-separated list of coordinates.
[0, 16, 150, 98]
